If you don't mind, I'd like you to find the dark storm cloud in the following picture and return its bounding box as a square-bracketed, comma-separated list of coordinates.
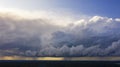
[0, 12, 120, 57]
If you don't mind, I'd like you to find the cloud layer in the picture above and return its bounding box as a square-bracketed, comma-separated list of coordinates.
[0, 10, 120, 57]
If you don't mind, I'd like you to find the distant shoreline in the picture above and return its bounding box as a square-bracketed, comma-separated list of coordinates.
[0, 56, 120, 61]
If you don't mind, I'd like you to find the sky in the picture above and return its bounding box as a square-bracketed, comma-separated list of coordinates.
[1, 0, 120, 58]
[0, 0, 120, 18]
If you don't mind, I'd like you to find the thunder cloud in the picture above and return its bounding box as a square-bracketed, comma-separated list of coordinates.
[0, 10, 120, 57]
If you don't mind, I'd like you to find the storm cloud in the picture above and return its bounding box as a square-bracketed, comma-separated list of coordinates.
[0, 10, 120, 57]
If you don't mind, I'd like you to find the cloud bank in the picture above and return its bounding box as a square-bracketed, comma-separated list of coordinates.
[0, 10, 120, 57]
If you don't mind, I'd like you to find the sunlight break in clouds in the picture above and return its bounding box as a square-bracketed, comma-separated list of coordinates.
[0, 9, 120, 57]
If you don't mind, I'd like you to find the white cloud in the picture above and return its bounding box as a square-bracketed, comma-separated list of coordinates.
[115, 18, 120, 22]
[89, 16, 104, 22]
